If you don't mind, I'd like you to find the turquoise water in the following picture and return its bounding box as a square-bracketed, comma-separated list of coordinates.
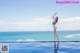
[0, 31, 80, 42]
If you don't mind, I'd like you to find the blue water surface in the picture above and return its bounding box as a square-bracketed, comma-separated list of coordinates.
[0, 42, 80, 53]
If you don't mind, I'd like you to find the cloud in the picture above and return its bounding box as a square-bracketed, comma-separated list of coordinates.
[33, 18, 52, 24]
[64, 34, 80, 38]
[59, 17, 80, 23]
[57, 17, 80, 31]
[0, 18, 52, 31]
[0, 17, 80, 31]
[16, 39, 36, 41]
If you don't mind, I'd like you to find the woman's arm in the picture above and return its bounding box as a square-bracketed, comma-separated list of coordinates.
[52, 12, 57, 19]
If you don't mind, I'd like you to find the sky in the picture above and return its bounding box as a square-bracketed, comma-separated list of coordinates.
[0, 0, 80, 31]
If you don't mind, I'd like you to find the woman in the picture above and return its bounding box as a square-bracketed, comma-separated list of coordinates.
[52, 13, 59, 41]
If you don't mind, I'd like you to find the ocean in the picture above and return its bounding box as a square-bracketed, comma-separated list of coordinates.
[0, 31, 80, 42]
[0, 31, 80, 53]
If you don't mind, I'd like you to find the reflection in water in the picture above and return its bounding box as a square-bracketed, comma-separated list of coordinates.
[54, 41, 59, 53]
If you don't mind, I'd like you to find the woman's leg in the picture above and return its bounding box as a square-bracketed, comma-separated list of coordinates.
[53, 25, 59, 41]
[53, 25, 57, 41]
